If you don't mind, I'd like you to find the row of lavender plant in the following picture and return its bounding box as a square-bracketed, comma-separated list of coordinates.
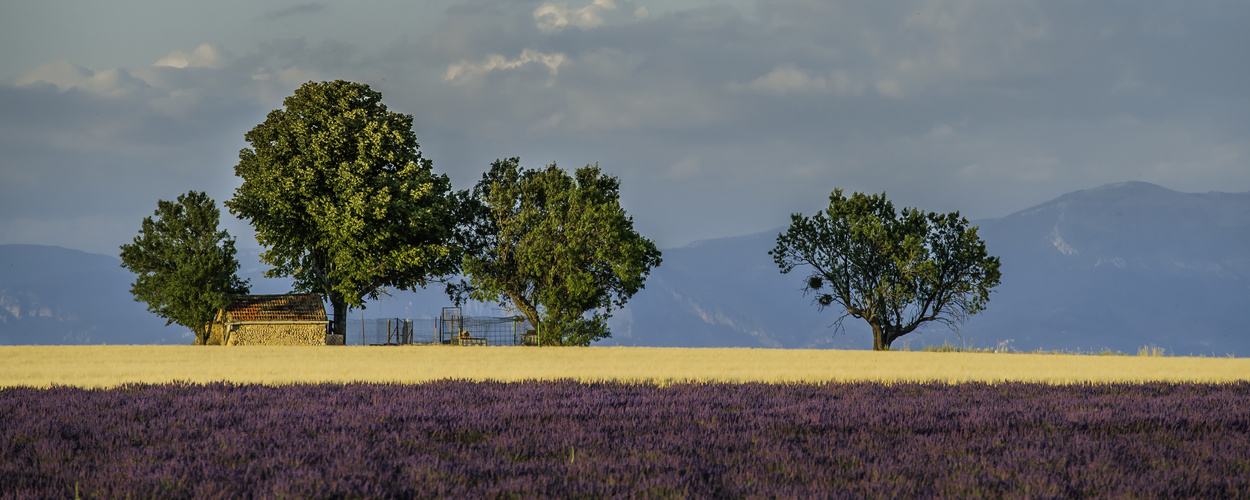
[3, 381, 1248, 498]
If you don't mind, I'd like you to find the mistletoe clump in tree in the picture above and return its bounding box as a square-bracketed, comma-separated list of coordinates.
[120, 191, 249, 344]
[771, 189, 1001, 351]
[456, 158, 662, 346]
[226, 80, 460, 339]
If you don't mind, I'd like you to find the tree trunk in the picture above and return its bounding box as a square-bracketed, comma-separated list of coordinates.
[332, 296, 348, 346]
[506, 291, 547, 345]
[871, 323, 890, 351]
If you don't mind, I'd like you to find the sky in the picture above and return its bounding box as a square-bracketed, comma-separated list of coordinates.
[1, 0, 1247, 257]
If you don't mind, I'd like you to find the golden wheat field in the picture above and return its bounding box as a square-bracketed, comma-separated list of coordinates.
[2, 345, 1247, 388]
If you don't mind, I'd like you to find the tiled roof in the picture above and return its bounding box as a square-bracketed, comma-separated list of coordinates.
[223, 294, 327, 323]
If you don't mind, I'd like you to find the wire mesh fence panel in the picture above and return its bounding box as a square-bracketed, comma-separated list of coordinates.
[339, 319, 364, 346]
[335, 319, 434, 345]
[440, 307, 462, 344]
[356, 319, 437, 345]
[408, 319, 439, 344]
[433, 315, 530, 346]
[338, 314, 533, 346]
[366, 319, 396, 346]
[444, 316, 532, 346]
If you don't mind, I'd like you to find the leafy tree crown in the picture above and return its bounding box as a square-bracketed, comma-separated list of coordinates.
[120, 191, 249, 344]
[771, 188, 1001, 350]
[225, 80, 458, 320]
[459, 158, 662, 345]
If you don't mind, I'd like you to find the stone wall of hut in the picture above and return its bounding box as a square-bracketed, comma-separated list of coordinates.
[223, 323, 328, 346]
[205, 322, 227, 345]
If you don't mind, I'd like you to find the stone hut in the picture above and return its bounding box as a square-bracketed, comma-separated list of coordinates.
[207, 294, 332, 346]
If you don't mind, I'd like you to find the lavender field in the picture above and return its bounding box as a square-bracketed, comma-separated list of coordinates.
[3, 381, 1249, 498]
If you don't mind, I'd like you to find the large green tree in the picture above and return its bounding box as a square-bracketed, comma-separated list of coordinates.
[770, 189, 1001, 351]
[458, 158, 662, 345]
[120, 191, 249, 344]
[226, 80, 459, 339]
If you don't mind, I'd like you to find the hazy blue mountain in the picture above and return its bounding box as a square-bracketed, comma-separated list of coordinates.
[4, 181, 1247, 353]
[0, 245, 184, 344]
[600, 230, 870, 349]
[0, 245, 298, 345]
[602, 182, 1250, 355]
[965, 181, 1250, 355]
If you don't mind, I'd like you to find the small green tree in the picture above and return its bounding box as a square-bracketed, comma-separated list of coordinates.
[225, 80, 459, 338]
[770, 189, 1001, 351]
[120, 191, 249, 344]
[458, 158, 662, 345]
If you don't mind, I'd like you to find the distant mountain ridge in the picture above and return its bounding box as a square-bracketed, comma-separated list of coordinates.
[965, 181, 1250, 354]
[0, 245, 179, 344]
[0, 245, 299, 345]
[2, 181, 1247, 353]
[988, 181, 1250, 279]
[603, 181, 1250, 355]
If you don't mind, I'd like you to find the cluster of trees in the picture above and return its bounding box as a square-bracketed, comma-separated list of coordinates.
[121, 80, 660, 346]
[122, 80, 1001, 350]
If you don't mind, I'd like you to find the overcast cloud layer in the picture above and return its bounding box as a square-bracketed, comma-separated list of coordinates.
[1, 0, 1247, 256]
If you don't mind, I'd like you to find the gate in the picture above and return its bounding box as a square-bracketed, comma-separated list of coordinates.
[440, 307, 463, 344]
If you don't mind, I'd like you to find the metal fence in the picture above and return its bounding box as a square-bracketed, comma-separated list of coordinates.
[359, 318, 435, 346]
[441, 315, 535, 346]
[346, 314, 534, 346]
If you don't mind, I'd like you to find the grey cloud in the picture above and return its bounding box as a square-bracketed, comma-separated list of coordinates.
[398, 0, 1247, 238]
[0, 40, 353, 254]
[255, 3, 329, 22]
[0, 81, 258, 251]
[1, 0, 1246, 255]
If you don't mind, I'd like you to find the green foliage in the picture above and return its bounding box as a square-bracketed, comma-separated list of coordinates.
[225, 80, 459, 335]
[458, 158, 662, 346]
[119, 191, 249, 344]
[771, 189, 1002, 351]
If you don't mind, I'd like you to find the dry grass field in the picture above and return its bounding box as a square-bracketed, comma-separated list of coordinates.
[2, 345, 1247, 388]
